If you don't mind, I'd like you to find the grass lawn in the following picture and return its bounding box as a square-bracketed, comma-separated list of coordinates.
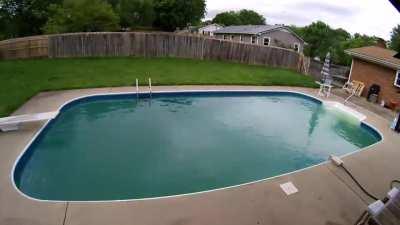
[0, 57, 317, 117]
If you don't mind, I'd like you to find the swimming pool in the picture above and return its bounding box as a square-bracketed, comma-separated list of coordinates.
[13, 91, 382, 201]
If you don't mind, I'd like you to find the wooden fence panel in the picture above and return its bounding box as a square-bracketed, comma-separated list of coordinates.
[0, 36, 48, 59]
[308, 59, 350, 86]
[1, 32, 304, 72]
[48, 32, 131, 58]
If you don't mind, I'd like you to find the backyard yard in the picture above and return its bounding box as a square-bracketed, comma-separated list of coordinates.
[0, 57, 317, 117]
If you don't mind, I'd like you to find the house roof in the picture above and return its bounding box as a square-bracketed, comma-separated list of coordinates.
[214, 25, 283, 35]
[213, 25, 305, 43]
[345, 46, 400, 70]
[199, 23, 223, 28]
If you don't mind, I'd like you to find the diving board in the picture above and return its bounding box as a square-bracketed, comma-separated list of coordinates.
[324, 101, 367, 121]
[0, 111, 58, 132]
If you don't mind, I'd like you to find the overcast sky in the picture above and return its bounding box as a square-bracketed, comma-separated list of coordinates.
[205, 0, 400, 40]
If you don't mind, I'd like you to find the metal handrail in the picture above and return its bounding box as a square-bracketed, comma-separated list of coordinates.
[148, 78, 152, 98]
[136, 79, 139, 99]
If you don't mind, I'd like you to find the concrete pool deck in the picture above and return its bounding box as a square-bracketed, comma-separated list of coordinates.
[0, 86, 399, 225]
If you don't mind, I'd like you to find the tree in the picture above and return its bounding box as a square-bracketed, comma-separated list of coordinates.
[300, 21, 336, 59]
[390, 25, 400, 52]
[153, 0, 206, 31]
[0, 0, 62, 38]
[212, 11, 241, 26]
[335, 33, 377, 65]
[212, 9, 266, 26]
[43, 0, 120, 34]
[117, 0, 155, 28]
[291, 21, 377, 65]
[293, 21, 349, 63]
[237, 9, 265, 25]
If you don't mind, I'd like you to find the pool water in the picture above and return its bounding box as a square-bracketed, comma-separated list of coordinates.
[14, 92, 381, 201]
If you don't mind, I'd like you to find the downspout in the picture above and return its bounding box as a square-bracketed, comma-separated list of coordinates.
[347, 59, 354, 83]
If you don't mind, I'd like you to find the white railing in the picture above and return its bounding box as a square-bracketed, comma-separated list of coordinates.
[148, 78, 152, 98]
[135, 78, 139, 99]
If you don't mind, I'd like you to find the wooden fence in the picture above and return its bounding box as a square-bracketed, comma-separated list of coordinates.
[0, 32, 306, 73]
[0, 35, 49, 59]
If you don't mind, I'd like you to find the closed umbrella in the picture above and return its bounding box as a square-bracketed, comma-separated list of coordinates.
[321, 52, 332, 84]
[317, 52, 333, 97]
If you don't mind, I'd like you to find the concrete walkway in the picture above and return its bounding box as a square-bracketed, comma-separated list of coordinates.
[0, 86, 399, 225]
[332, 88, 396, 122]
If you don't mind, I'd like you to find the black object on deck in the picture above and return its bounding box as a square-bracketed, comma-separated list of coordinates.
[395, 113, 400, 132]
[367, 84, 381, 100]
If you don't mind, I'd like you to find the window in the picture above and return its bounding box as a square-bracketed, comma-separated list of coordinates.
[230, 35, 234, 41]
[251, 36, 256, 44]
[395, 70, 400, 88]
[223, 35, 228, 40]
[263, 37, 271, 46]
[294, 43, 300, 52]
[240, 35, 243, 42]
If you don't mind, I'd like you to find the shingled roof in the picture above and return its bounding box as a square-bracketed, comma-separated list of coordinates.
[214, 25, 283, 35]
[345, 46, 400, 70]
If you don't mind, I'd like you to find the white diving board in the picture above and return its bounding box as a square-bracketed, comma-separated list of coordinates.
[0, 111, 59, 132]
[324, 101, 367, 121]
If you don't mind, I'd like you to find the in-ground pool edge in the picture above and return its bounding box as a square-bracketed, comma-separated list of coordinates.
[10, 89, 384, 203]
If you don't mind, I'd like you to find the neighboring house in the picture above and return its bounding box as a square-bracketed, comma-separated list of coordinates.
[175, 26, 197, 34]
[345, 46, 400, 106]
[198, 24, 224, 37]
[213, 25, 305, 53]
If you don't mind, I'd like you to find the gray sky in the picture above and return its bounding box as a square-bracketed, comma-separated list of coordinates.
[205, 0, 400, 40]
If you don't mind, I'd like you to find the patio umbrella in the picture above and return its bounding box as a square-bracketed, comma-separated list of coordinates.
[321, 52, 332, 83]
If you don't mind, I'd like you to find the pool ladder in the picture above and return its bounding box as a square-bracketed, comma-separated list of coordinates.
[135, 78, 152, 99]
[135, 79, 139, 99]
[148, 78, 152, 98]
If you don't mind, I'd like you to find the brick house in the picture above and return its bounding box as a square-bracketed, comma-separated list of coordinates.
[345, 46, 400, 106]
[213, 25, 305, 53]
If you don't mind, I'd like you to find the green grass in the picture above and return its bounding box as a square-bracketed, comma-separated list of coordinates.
[0, 57, 317, 117]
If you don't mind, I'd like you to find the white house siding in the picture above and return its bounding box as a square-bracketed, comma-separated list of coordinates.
[214, 28, 304, 53]
[259, 29, 304, 53]
[215, 34, 253, 43]
[198, 24, 223, 37]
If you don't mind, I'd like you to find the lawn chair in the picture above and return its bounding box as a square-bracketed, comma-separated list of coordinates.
[317, 78, 333, 97]
[343, 80, 365, 104]
[342, 81, 353, 93]
[343, 80, 365, 97]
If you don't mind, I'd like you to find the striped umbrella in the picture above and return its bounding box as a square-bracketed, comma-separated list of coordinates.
[321, 52, 332, 83]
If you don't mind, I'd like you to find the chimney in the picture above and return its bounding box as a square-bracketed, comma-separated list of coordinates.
[375, 38, 387, 48]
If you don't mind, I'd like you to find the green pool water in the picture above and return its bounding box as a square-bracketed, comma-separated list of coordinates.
[14, 92, 381, 201]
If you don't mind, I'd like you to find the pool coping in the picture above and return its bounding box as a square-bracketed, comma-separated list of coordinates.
[10, 89, 385, 203]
